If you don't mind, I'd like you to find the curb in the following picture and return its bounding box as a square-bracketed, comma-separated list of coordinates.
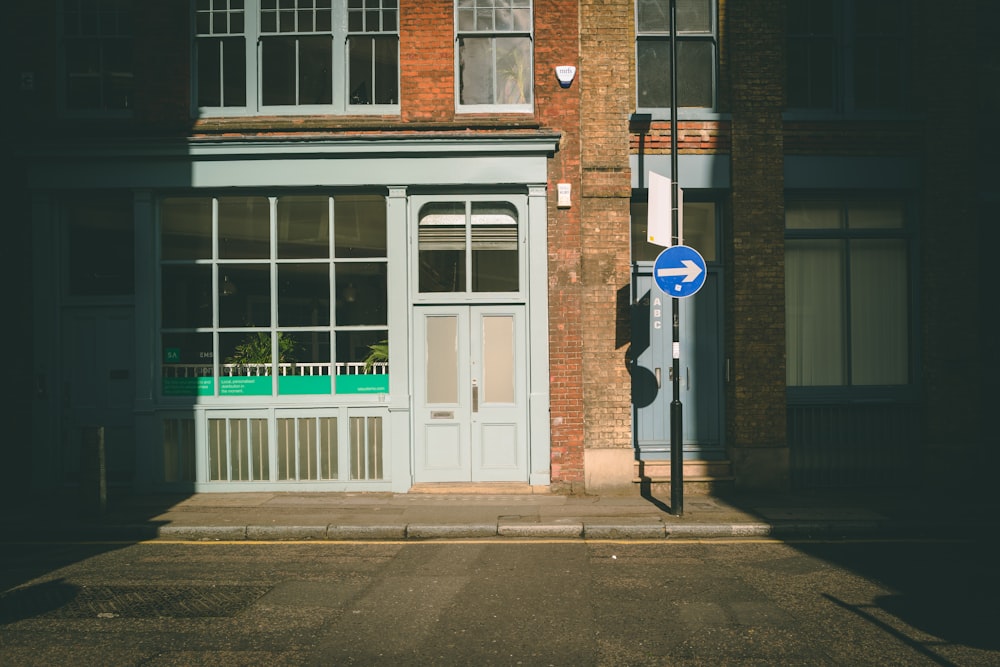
[2, 518, 993, 542]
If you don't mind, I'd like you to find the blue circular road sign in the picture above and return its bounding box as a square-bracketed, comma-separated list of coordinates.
[652, 245, 707, 298]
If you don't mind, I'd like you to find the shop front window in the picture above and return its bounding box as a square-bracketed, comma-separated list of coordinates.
[159, 193, 388, 398]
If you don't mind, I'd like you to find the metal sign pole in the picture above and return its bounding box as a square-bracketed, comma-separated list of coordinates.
[669, 0, 683, 517]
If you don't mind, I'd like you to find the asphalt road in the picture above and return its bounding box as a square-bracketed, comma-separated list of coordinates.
[1, 537, 997, 666]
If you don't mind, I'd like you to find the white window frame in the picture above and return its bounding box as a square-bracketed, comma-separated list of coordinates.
[193, 0, 400, 117]
[158, 193, 390, 402]
[454, 0, 534, 114]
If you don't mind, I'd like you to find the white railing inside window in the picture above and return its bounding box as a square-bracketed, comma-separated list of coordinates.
[163, 362, 388, 378]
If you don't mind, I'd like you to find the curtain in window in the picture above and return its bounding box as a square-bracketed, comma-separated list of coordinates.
[850, 240, 908, 384]
[786, 239, 845, 385]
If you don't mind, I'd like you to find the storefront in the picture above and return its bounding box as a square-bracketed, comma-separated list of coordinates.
[28, 133, 558, 493]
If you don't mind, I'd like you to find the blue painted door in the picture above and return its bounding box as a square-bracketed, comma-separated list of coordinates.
[631, 268, 724, 460]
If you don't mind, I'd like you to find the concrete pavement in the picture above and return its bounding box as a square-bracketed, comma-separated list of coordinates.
[3, 487, 997, 541]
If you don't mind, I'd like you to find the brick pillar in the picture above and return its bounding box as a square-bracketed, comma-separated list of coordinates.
[726, 0, 789, 489]
[577, 0, 635, 493]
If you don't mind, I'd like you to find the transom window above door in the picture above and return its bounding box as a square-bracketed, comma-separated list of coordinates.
[194, 0, 400, 116]
[417, 200, 522, 297]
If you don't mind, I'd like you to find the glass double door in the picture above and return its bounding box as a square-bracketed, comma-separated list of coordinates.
[413, 305, 527, 482]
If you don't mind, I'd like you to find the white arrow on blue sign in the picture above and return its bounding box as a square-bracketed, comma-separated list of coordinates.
[653, 245, 707, 298]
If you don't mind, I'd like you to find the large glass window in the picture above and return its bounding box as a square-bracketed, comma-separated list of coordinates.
[160, 194, 388, 398]
[195, 0, 399, 114]
[62, 0, 133, 113]
[786, 0, 911, 113]
[636, 0, 717, 110]
[785, 198, 912, 387]
[455, 0, 533, 111]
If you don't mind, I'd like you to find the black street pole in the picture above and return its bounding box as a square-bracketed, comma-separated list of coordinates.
[669, 0, 683, 516]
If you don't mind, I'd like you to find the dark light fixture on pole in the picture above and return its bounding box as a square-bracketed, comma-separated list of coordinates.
[669, 0, 684, 517]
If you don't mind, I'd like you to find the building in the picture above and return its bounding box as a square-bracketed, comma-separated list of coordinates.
[6, 0, 989, 498]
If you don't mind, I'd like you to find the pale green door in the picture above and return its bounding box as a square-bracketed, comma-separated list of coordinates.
[413, 305, 527, 482]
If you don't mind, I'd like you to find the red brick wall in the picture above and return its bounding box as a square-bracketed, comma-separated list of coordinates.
[540, 1, 584, 488]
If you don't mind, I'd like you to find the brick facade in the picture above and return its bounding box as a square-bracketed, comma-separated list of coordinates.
[7, 1, 989, 496]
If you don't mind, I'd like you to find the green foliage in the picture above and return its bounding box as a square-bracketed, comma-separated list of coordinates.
[363, 339, 388, 374]
[226, 331, 298, 367]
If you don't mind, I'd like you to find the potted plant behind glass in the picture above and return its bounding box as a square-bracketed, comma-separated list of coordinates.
[363, 339, 388, 374]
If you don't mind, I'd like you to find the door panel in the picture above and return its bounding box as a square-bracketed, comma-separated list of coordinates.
[414, 306, 527, 482]
[632, 270, 723, 460]
[61, 307, 136, 484]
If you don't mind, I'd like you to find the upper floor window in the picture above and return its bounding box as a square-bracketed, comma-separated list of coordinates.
[455, 0, 533, 112]
[785, 197, 914, 388]
[195, 0, 399, 116]
[62, 0, 134, 114]
[636, 0, 717, 111]
[786, 0, 911, 113]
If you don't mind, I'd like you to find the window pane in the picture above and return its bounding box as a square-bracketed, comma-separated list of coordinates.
[299, 35, 333, 104]
[637, 39, 713, 108]
[337, 329, 388, 374]
[221, 331, 275, 376]
[161, 265, 212, 328]
[637, 0, 668, 32]
[786, 38, 835, 109]
[426, 315, 459, 404]
[334, 195, 387, 258]
[221, 37, 247, 106]
[677, 0, 712, 33]
[848, 200, 905, 229]
[196, 39, 223, 107]
[483, 315, 515, 404]
[471, 202, 518, 292]
[786, 239, 846, 386]
[419, 202, 466, 292]
[371, 36, 399, 104]
[349, 36, 375, 103]
[261, 37, 297, 105]
[67, 198, 134, 296]
[219, 196, 270, 259]
[850, 240, 908, 384]
[637, 40, 669, 108]
[682, 202, 716, 261]
[103, 39, 134, 109]
[785, 201, 843, 229]
[161, 332, 214, 396]
[218, 264, 271, 327]
[458, 37, 493, 105]
[278, 196, 329, 259]
[336, 263, 387, 325]
[277, 330, 332, 395]
[161, 197, 212, 260]
[278, 264, 330, 326]
[495, 37, 531, 104]
[676, 40, 713, 108]
[66, 40, 102, 109]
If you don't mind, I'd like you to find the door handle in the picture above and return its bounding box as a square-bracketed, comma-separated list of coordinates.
[654, 367, 661, 388]
[472, 379, 479, 413]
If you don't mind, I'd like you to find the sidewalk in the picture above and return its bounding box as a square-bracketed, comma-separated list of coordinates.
[4, 487, 997, 541]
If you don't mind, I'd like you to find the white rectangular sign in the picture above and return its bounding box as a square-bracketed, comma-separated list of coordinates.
[647, 171, 682, 248]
